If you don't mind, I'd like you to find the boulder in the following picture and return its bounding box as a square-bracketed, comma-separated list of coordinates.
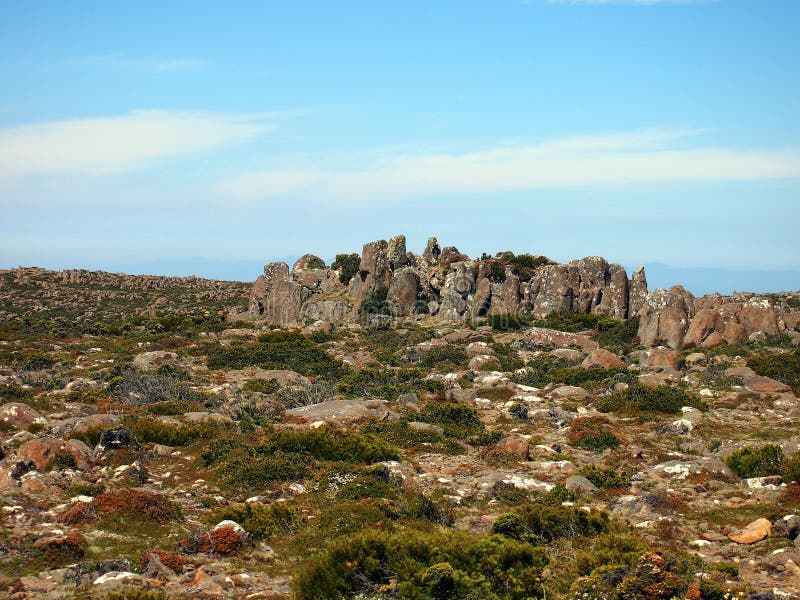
[565, 475, 599, 492]
[0, 402, 47, 431]
[16, 437, 65, 470]
[284, 398, 391, 425]
[132, 351, 178, 370]
[468, 355, 502, 372]
[581, 348, 624, 369]
[641, 348, 681, 371]
[728, 518, 772, 544]
[498, 437, 530, 460]
[521, 327, 599, 352]
[683, 309, 722, 348]
[743, 375, 791, 394]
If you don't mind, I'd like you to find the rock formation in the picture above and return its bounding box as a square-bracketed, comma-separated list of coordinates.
[241, 234, 800, 349]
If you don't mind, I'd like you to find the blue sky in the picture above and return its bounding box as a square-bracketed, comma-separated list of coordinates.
[1, 0, 798, 293]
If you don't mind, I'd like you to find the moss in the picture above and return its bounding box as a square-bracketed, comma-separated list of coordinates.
[241, 378, 280, 394]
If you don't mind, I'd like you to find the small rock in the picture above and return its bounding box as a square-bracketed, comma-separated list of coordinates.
[728, 518, 772, 544]
[565, 475, 599, 492]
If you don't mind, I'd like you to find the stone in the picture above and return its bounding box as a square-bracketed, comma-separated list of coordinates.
[498, 437, 530, 459]
[549, 385, 589, 399]
[637, 286, 694, 349]
[565, 475, 599, 492]
[468, 355, 502, 372]
[628, 266, 648, 316]
[387, 234, 409, 270]
[72, 414, 120, 437]
[642, 348, 682, 371]
[683, 309, 722, 348]
[728, 518, 772, 544]
[0, 402, 47, 431]
[16, 437, 65, 470]
[582, 348, 624, 369]
[743, 375, 791, 393]
[521, 327, 599, 352]
[284, 398, 391, 424]
[100, 426, 137, 451]
[132, 350, 178, 370]
[774, 515, 800, 540]
[723, 321, 747, 346]
[407, 421, 444, 435]
[387, 267, 420, 317]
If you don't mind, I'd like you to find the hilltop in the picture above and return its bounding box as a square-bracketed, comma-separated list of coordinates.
[0, 237, 799, 599]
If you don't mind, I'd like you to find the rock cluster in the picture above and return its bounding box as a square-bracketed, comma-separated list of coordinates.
[242, 234, 648, 326]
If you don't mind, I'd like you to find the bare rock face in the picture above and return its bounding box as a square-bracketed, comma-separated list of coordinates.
[629, 266, 648, 316]
[387, 267, 420, 317]
[683, 309, 723, 348]
[524, 264, 579, 317]
[16, 437, 65, 471]
[387, 235, 409, 270]
[638, 286, 694, 349]
[422, 237, 441, 266]
[739, 297, 780, 335]
[349, 240, 390, 317]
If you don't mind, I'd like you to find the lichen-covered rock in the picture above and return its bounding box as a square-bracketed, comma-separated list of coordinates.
[0, 402, 47, 431]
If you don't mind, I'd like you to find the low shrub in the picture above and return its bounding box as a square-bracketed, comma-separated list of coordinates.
[293, 528, 549, 600]
[598, 317, 640, 353]
[61, 489, 181, 524]
[567, 416, 622, 451]
[724, 444, 785, 478]
[242, 378, 280, 394]
[331, 252, 360, 285]
[596, 384, 704, 415]
[533, 309, 620, 333]
[124, 416, 224, 447]
[273, 426, 400, 463]
[32, 533, 86, 568]
[580, 465, 628, 489]
[113, 372, 199, 406]
[52, 451, 77, 470]
[419, 344, 468, 371]
[106, 589, 169, 600]
[491, 503, 609, 544]
[205, 330, 346, 379]
[337, 367, 443, 400]
[482, 313, 535, 331]
[747, 349, 800, 394]
[415, 402, 485, 440]
[210, 501, 304, 540]
[140, 548, 197, 572]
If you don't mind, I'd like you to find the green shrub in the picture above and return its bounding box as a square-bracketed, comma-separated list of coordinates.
[533, 309, 620, 333]
[52, 452, 77, 470]
[747, 349, 800, 394]
[272, 426, 400, 463]
[598, 317, 640, 353]
[293, 528, 549, 600]
[106, 589, 169, 600]
[241, 378, 280, 394]
[491, 503, 609, 544]
[205, 330, 346, 379]
[419, 345, 468, 371]
[331, 253, 361, 285]
[359, 286, 394, 318]
[213, 452, 311, 491]
[482, 313, 535, 331]
[596, 384, 704, 415]
[493, 343, 525, 371]
[784, 451, 800, 484]
[567, 416, 621, 451]
[580, 465, 627, 489]
[337, 367, 443, 400]
[725, 444, 785, 478]
[415, 402, 485, 440]
[124, 416, 224, 447]
[210, 501, 304, 540]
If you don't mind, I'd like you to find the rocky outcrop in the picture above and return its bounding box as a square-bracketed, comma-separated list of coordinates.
[243, 234, 799, 350]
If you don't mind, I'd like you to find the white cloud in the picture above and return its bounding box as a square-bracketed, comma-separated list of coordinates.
[0, 110, 273, 180]
[217, 129, 800, 202]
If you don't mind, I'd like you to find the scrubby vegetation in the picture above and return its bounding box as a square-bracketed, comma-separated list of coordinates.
[596, 384, 705, 415]
[747, 348, 800, 394]
[725, 444, 785, 478]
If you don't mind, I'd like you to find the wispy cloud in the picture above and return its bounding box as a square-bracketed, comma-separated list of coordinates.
[61, 54, 206, 72]
[217, 129, 800, 202]
[0, 110, 273, 180]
